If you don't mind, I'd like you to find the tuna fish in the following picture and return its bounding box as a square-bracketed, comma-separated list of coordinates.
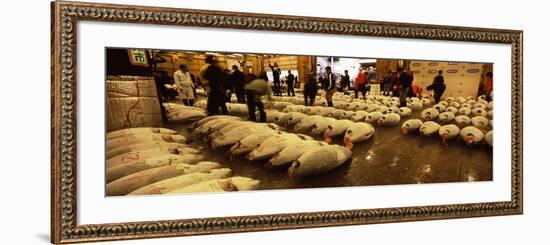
[365, 111, 384, 123]
[246, 133, 306, 160]
[226, 103, 249, 114]
[401, 119, 423, 134]
[210, 124, 279, 149]
[445, 97, 456, 104]
[364, 103, 378, 112]
[193, 118, 237, 136]
[460, 126, 485, 146]
[421, 98, 433, 106]
[471, 116, 490, 129]
[285, 112, 308, 126]
[473, 103, 487, 110]
[202, 120, 246, 138]
[487, 101, 493, 110]
[106, 154, 205, 183]
[328, 109, 346, 119]
[229, 131, 280, 156]
[398, 107, 412, 117]
[433, 104, 446, 113]
[421, 108, 439, 121]
[376, 113, 401, 126]
[387, 106, 400, 114]
[323, 119, 354, 143]
[168, 109, 208, 122]
[168, 177, 260, 193]
[439, 124, 460, 145]
[106, 162, 221, 196]
[376, 105, 388, 114]
[106, 142, 197, 160]
[458, 107, 472, 116]
[271, 102, 293, 110]
[107, 147, 186, 169]
[107, 127, 177, 140]
[190, 115, 236, 131]
[438, 111, 456, 124]
[311, 117, 337, 135]
[471, 108, 488, 117]
[203, 121, 250, 141]
[445, 106, 458, 115]
[351, 111, 369, 122]
[343, 122, 375, 148]
[484, 130, 493, 147]
[266, 140, 326, 168]
[455, 115, 471, 127]
[419, 121, 441, 136]
[319, 107, 335, 117]
[265, 110, 284, 123]
[288, 145, 352, 177]
[128, 168, 233, 195]
[294, 115, 324, 131]
[106, 134, 187, 152]
[408, 101, 423, 111]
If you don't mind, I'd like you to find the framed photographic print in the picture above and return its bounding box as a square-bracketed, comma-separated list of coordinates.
[51, 0, 523, 243]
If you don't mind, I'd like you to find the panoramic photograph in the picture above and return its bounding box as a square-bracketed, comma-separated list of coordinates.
[104, 47, 494, 196]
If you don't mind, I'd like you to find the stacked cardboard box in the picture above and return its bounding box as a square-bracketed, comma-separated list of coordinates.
[106, 76, 163, 132]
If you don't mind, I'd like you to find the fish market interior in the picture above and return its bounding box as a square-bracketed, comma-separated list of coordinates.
[105, 48, 494, 196]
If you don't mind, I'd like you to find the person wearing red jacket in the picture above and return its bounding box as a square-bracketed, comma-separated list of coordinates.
[354, 69, 367, 99]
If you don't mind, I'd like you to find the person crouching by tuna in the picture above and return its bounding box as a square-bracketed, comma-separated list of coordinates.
[202, 55, 228, 115]
[324, 66, 336, 107]
[244, 71, 273, 122]
[303, 72, 318, 106]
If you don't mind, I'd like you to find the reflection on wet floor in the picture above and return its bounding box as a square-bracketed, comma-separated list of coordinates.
[167, 109, 492, 191]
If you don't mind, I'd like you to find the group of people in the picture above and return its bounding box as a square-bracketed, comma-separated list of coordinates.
[269, 63, 297, 97]
[169, 56, 276, 122]
[170, 56, 495, 124]
[172, 56, 248, 109]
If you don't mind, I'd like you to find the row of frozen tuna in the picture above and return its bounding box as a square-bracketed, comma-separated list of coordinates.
[418, 98, 493, 131]
[190, 116, 353, 177]
[105, 127, 260, 196]
[400, 119, 493, 147]
[163, 103, 208, 122]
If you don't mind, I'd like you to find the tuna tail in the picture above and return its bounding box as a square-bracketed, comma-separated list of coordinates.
[323, 131, 332, 144]
[288, 161, 300, 178]
[343, 137, 354, 150]
[441, 133, 449, 146]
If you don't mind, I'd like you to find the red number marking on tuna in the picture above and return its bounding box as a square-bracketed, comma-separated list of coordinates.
[121, 152, 140, 163]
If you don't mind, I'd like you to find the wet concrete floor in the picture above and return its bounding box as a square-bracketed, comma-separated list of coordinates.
[165, 99, 493, 191]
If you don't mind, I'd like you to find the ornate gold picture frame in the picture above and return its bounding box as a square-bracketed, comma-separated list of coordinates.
[51, 1, 523, 243]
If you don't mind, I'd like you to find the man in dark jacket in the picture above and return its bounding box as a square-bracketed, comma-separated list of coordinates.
[381, 70, 392, 96]
[203, 55, 228, 115]
[398, 69, 414, 107]
[339, 70, 350, 92]
[230, 65, 245, 103]
[427, 70, 446, 103]
[286, 70, 295, 96]
[269, 63, 282, 96]
[303, 72, 318, 106]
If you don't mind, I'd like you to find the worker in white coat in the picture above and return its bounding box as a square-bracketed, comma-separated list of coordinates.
[174, 64, 195, 106]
